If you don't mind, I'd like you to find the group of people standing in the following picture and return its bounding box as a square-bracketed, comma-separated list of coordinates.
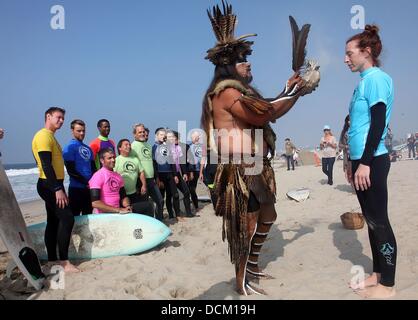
[151, 127, 203, 220]
[0, 1, 400, 300]
[31, 109, 204, 273]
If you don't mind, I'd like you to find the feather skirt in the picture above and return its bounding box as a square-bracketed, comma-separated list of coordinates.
[213, 159, 276, 266]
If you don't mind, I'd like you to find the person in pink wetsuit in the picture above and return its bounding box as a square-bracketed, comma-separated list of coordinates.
[88, 148, 132, 214]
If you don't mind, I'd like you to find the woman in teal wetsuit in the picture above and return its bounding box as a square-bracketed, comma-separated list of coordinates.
[344, 25, 396, 299]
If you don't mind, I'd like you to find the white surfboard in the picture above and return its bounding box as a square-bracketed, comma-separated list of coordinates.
[28, 213, 171, 260]
[286, 188, 310, 202]
[0, 161, 45, 290]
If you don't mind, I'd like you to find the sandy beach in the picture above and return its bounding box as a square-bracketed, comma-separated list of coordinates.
[1, 157, 417, 300]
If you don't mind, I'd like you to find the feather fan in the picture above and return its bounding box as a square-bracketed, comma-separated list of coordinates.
[289, 16, 311, 72]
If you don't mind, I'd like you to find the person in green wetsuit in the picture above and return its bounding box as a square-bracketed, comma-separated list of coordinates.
[131, 124, 164, 221]
[115, 139, 154, 216]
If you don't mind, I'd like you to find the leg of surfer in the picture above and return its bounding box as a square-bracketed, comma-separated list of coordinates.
[37, 179, 79, 273]
[37, 179, 59, 262]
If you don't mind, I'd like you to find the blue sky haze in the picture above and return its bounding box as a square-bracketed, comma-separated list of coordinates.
[1, 0, 417, 163]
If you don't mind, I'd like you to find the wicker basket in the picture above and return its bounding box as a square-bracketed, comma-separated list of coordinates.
[340, 212, 365, 230]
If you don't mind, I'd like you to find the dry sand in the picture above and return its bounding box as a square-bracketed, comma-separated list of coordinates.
[1, 158, 417, 300]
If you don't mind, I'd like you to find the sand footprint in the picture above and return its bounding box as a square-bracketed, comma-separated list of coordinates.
[133, 284, 152, 298]
[169, 286, 189, 299]
[195, 255, 209, 265]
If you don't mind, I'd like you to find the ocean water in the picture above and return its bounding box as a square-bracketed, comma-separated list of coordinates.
[3, 163, 69, 203]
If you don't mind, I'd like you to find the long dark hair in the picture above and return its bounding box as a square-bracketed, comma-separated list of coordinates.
[200, 64, 261, 147]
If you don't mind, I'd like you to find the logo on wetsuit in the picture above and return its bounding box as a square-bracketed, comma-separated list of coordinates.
[159, 145, 168, 157]
[124, 161, 136, 173]
[194, 146, 202, 158]
[108, 177, 121, 192]
[380, 243, 395, 266]
[78, 146, 92, 161]
[142, 147, 151, 159]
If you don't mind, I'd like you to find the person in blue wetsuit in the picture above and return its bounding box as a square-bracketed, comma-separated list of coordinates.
[187, 130, 204, 212]
[345, 25, 396, 299]
[152, 127, 182, 221]
[63, 120, 96, 216]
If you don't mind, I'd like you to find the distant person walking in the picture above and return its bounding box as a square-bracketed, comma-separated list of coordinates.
[415, 132, 418, 156]
[384, 127, 393, 154]
[320, 125, 337, 185]
[0, 128, 4, 157]
[407, 133, 416, 159]
[284, 138, 297, 170]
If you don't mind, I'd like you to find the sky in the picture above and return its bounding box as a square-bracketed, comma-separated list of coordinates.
[1, 0, 418, 164]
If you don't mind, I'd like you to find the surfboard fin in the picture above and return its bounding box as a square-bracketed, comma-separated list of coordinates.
[19, 247, 45, 281]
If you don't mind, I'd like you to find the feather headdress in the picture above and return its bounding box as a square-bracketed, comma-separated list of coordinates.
[206, 0, 256, 66]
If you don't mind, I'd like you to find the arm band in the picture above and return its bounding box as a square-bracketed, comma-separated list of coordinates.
[360, 102, 387, 166]
[90, 188, 101, 202]
[119, 187, 127, 200]
[38, 151, 62, 191]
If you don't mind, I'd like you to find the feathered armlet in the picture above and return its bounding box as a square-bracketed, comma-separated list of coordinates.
[238, 95, 273, 115]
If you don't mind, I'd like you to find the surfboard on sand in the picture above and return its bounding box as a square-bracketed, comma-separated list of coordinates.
[0, 161, 45, 290]
[28, 214, 172, 260]
[286, 188, 310, 202]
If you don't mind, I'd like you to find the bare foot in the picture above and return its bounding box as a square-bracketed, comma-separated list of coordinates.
[60, 261, 80, 273]
[176, 216, 186, 222]
[355, 284, 396, 299]
[349, 272, 380, 290]
[236, 280, 267, 296]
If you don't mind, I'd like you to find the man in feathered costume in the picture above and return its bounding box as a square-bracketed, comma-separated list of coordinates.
[201, 1, 320, 295]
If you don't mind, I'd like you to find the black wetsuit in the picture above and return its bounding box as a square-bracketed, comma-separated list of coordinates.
[351, 102, 397, 287]
[37, 152, 74, 261]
